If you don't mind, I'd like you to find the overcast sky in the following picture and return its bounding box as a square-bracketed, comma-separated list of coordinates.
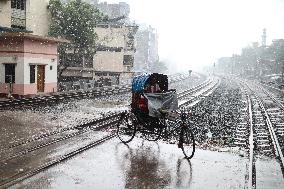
[103, 0, 284, 72]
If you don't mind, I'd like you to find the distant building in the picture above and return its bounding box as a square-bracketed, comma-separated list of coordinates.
[62, 22, 138, 85]
[0, 0, 66, 97]
[95, 1, 130, 20]
[134, 25, 159, 72]
[216, 57, 232, 74]
[61, 1, 138, 85]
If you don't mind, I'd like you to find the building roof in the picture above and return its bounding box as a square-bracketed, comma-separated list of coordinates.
[0, 26, 33, 33]
[0, 32, 69, 43]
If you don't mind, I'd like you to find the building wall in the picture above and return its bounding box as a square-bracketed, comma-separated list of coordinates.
[94, 51, 124, 72]
[134, 26, 159, 72]
[96, 1, 130, 19]
[24, 38, 57, 58]
[95, 26, 125, 47]
[0, 0, 50, 36]
[26, 0, 50, 36]
[94, 25, 136, 74]
[0, 37, 58, 95]
[0, 0, 11, 27]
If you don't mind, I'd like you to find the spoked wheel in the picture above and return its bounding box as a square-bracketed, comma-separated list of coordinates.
[117, 112, 137, 143]
[142, 124, 163, 141]
[179, 126, 195, 159]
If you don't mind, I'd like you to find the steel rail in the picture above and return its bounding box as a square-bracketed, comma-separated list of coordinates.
[0, 75, 193, 110]
[0, 76, 214, 188]
[257, 84, 284, 110]
[3, 78, 212, 151]
[178, 78, 220, 108]
[245, 81, 284, 178]
[0, 134, 116, 189]
[0, 114, 122, 162]
[177, 79, 213, 99]
[237, 82, 256, 189]
[256, 97, 284, 171]
[1, 112, 122, 152]
[247, 94, 256, 189]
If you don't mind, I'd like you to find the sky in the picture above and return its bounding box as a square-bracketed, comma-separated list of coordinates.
[102, 0, 284, 72]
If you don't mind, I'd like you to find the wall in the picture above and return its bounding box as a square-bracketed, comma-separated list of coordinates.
[95, 26, 125, 47]
[0, 36, 58, 95]
[0, 0, 11, 27]
[94, 51, 124, 72]
[0, 0, 50, 36]
[26, 0, 50, 36]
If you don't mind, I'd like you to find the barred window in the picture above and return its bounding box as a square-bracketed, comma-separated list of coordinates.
[30, 65, 35, 83]
[11, 0, 25, 10]
[5, 64, 16, 84]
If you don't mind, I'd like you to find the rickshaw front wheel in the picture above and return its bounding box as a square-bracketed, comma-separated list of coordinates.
[117, 112, 137, 143]
[179, 126, 195, 159]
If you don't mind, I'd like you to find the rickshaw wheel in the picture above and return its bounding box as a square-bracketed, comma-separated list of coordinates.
[179, 126, 195, 159]
[142, 124, 163, 141]
[117, 112, 137, 143]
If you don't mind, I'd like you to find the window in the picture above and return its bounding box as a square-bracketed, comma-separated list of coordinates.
[123, 55, 134, 65]
[30, 65, 35, 83]
[5, 64, 16, 83]
[11, 0, 26, 29]
[11, 0, 25, 10]
[50, 66, 53, 70]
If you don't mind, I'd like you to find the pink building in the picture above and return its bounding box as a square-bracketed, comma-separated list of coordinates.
[0, 32, 67, 98]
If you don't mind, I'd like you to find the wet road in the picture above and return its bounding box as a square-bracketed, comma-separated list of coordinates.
[10, 138, 251, 189]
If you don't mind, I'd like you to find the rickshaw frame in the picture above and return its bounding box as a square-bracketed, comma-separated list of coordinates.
[117, 73, 195, 159]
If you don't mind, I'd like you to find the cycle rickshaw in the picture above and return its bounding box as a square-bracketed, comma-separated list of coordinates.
[117, 73, 195, 159]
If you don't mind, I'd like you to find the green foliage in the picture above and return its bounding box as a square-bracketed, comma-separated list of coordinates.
[269, 39, 284, 63]
[48, 0, 105, 78]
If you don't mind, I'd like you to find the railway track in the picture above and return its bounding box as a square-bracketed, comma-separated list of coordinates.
[178, 77, 220, 108]
[0, 74, 194, 110]
[0, 113, 121, 188]
[1, 78, 216, 155]
[234, 80, 284, 189]
[0, 134, 116, 189]
[0, 77, 214, 188]
[0, 112, 122, 161]
[177, 78, 214, 99]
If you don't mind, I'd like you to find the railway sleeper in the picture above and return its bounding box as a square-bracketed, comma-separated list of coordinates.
[256, 140, 271, 146]
[235, 130, 248, 134]
[234, 137, 247, 142]
[256, 136, 270, 140]
[233, 142, 247, 147]
[276, 123, 284, 127]
[277, 131, 284, 136]
[236, 126, 248, 130]
[255, 128, 269, 132]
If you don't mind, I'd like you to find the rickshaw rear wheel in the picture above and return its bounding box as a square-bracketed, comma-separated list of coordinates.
[179, 126, 195, 159]
[117, 112, 137, 143]
[142, 123, 163, 141]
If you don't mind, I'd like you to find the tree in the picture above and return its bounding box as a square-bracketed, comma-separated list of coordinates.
[269, 39, 284, 82]
[48, 0, 106, 80]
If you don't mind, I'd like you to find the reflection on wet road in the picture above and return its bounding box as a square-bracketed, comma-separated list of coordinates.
[10, 137, 250, 189]
[116, 141, 193, 189]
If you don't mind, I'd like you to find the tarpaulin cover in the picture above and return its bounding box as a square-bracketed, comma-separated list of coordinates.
[144, 91, 178, 118]
[132, 74, 151, 93]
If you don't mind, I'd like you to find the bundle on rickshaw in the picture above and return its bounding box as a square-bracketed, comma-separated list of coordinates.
[131, 73, 178, 119]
